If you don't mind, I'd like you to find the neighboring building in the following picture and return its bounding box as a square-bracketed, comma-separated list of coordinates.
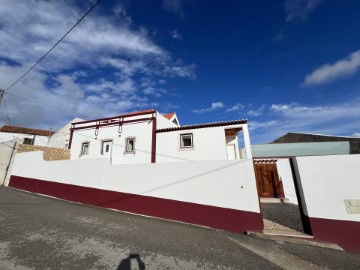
[48, 117, 84, 149]
[250, 141, 350, 158]
[0, 125, 54, 146]
[69, 109, 252, 163]
[248, 140, 352, 205]
[0, 125, 54, 186]
[272, 132, 360, 154]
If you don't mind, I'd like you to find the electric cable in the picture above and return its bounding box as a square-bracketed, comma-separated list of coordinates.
[5, 0, 102, 92]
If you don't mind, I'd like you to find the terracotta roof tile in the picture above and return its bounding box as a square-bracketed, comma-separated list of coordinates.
[163, 113, 175, 120]
[156, 119, 247, 133]
[0, 125, 55, 137]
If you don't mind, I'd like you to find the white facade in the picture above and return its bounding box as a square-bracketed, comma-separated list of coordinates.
[48, 117, 84, 148]
[69, 110, 252, 164]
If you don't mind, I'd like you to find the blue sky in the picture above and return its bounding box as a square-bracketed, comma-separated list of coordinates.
[0, 0, 360, 143]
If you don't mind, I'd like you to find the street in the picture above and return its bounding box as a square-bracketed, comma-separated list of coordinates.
[0, 187, 359, 269]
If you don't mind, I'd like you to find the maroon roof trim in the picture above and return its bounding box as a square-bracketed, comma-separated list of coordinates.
[72, 109, 156, 126]
[0, 125, 55, 137]
[156, 119, 247, 133]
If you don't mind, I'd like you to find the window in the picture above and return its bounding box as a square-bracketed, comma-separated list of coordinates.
[180, 133, 193, 149]
[125, 137, 136, 153]
[23, 138, 33, 145]
[81, 142, 90, 155]
[101, 140, 113, 155]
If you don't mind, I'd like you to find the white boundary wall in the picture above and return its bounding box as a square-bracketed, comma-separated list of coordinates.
[277, 159, 298, 204]
[12, 151, 261, 213]
[293, 154, 360, 221]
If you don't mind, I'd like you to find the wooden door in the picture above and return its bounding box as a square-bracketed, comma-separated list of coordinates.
[254, 162, 284, 198]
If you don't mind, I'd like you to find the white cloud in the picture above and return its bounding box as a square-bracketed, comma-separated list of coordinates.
[302, 49, 360, 87]
[143, 87, 167, 96]
[0, 0, 195, 129]
[169, 29, 183, 40]
[226, 103, 244, 113]
[249, 101, 360, 143]
[192, 102, 225, 113]
[352, 133, 360, 138]
[247, 105, 266, 117]
[163, 0, 185, 19]
[285, 0, 322, 22]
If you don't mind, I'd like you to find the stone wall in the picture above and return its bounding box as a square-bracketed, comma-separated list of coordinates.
[17, 144, 70, 161]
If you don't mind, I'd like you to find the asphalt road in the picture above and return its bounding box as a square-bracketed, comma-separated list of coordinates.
[0, 187, 359, 270]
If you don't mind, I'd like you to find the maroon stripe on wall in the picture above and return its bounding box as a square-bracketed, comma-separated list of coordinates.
[309, 217, 360, 253]
[9, 175, 263, 233]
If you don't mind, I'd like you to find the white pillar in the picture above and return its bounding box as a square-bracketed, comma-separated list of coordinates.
[242, 124, 252, 159]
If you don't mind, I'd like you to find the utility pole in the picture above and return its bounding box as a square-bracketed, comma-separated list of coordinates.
[0, 89, 4, 106]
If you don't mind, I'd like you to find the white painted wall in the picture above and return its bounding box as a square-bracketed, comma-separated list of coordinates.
[70, 112, 252, 164]
[276, 159, 298, 204]
[48, 117, 84, 148]
[70, 120, 154, 164]
[12, 151, 261, 213]
[0, 140, 19, 186]
[70, 112, 179, 164]
[156, 126, 228, 162]
[0, 132, 49, 146]
[293, 155, 360, 221]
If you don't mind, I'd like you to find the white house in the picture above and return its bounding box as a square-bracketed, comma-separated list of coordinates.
[48, 117, 84, 149]
[68, 109, 252, 163]
[0, 125, 54, 146]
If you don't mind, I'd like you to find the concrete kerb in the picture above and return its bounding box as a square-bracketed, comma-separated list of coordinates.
[247, 231, 343, 251]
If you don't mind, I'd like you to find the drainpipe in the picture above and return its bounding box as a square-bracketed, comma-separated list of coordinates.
[151, 116, 157, 163]
[2, 141, 17, 187]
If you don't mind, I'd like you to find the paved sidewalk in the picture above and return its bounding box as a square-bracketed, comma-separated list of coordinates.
[1, 187, 359, 269]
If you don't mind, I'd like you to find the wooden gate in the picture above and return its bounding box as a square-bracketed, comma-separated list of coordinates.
[254, 160, 284, 198]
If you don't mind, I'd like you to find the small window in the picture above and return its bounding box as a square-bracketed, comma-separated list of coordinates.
[23, 138, 33, 145]
[125, 137, 136, 153]
[81, 142, 90, 155]
[172, 118, 179, 125]
[101, 140, 113, 155]
[180, 133, 193, 148]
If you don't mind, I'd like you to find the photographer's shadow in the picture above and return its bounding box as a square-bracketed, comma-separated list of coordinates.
[117, 254, 145, 270]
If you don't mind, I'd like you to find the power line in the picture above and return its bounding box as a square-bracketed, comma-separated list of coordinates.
[5, 97, 49, 145]
[5, 92, 70, 113]
[5, 0, 102, 92]
[3, 97, 11, 125]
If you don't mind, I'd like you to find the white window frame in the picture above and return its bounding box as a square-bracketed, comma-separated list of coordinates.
[179, 133, 194, 149]
[81, 141, 90, 155]
[101, 139, 113, 155]
[125, 137, 136, 154]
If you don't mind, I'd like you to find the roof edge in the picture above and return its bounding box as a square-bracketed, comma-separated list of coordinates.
[156, 119, 247, 133]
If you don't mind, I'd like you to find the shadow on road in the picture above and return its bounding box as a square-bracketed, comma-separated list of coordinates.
[117, 254, 145, 270]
